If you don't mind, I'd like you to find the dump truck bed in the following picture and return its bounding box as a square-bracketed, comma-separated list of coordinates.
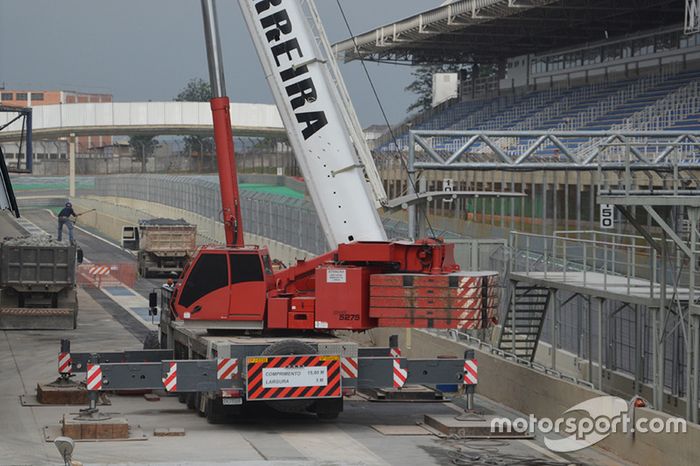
[138, 218, 196, 253]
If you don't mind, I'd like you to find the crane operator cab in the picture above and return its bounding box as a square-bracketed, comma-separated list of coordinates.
[170, 245, 274, 328]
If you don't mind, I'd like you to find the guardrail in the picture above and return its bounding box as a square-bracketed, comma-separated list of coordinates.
[425, 328, 595, 389]
[508, 229, 678, 298]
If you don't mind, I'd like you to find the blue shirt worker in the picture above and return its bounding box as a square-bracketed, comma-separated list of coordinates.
[57, 202, 78, 243]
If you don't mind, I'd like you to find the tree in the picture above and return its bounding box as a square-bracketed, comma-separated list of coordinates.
[175, 78, 212, 102]
[405, 64, 464, 114]
[175, 78, 214, 163]
[129, 134, 159, 160]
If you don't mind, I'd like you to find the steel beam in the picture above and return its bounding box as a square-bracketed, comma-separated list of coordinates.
[404, 130, 700, 171]
[643, 205, 692, 257]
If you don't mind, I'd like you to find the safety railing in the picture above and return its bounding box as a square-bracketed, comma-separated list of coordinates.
[422, 328, 595, 389]
[509, 230, 671, 299]
[446, 238, 508, 273]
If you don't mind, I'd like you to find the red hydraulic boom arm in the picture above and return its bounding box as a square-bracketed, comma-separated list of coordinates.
[202, 0, 244, 248]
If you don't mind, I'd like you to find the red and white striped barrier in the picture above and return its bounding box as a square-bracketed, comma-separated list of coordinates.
[58, 352, 72, 374]
[217, 358, 238, 380]
[464, 359, 478, 385]
[391, 347, 407, 388]
[341, 356, 358, 379]
[163, 362, 177, 392]
[86, 364, 102, 391]
[88, 265, 111, 276]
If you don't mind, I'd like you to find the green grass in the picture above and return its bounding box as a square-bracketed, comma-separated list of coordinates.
[239, 183, 304, 199]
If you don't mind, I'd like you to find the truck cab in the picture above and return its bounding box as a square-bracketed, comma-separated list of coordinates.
[171, 245, 273, 327]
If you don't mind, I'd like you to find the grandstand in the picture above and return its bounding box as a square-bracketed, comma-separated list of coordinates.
[335, 0, 700, 156]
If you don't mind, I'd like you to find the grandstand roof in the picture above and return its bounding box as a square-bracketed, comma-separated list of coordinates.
[334, 0, 685, 64]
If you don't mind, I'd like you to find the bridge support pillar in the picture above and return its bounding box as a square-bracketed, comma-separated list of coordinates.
[69, 133, 76, 198]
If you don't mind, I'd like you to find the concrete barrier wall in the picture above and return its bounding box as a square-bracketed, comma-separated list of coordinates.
[73, 196, 312, 264]
[351, 327, 698, 466]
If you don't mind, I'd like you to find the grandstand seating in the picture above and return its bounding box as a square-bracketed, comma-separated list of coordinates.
[380, 67, 700, 156]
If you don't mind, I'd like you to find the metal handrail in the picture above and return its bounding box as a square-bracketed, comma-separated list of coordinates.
[439, 329, 595, 389]
[510, 230, 663, 298]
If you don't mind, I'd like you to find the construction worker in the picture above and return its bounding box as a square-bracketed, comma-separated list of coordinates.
[57, 202, 78, 244]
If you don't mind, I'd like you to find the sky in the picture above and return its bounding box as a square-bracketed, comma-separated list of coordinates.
[0, 0, 434, 126]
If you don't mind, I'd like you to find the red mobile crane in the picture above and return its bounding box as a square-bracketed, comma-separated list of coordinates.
[172, 0, 496, 333]
[55, 0, 497, 421]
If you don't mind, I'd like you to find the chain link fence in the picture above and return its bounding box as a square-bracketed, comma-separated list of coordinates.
[89, 174, 464, 255]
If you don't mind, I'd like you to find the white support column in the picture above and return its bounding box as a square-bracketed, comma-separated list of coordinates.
[688, 207, 699, 422]
[598, 298, 604, 391]
[550, 289, 558, 370]
[68, 134, 76, 198]
[652, 305, 665, 411]
[686, 0, 700, 34]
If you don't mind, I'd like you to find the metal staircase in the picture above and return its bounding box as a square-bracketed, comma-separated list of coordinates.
[498, 284, 551, 361]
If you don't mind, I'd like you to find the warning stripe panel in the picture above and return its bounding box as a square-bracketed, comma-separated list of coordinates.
[370, 273, 499, 288]
[88, 265, 111, 276]
[370, 306, 498, 320]
[369, 286, 499, 298]
[86, 364, 102, 391]
[58, 352, 72, 374]
[377, 316, 497, 330]
[370, 296, 499, 309]
[464, 359, 478, 385]
[246, 354, 341, 401]
[341, 357, 358, 379]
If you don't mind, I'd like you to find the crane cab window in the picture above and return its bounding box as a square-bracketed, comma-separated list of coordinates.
[178, 253, 228, 307]
[229, 253, 264, 284]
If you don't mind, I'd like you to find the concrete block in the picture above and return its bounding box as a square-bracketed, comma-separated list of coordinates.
[80, 423, 96, 439]
[95, 423, 113, 440]
[61, 414, 129, 440]
[37, 383, 89, 405]
[112, 422, 129, 439]
[61, 415, 81, 439]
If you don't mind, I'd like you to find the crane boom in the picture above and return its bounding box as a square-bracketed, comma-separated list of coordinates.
[239, 0, 387, 248]
[202, 0, 245, 247]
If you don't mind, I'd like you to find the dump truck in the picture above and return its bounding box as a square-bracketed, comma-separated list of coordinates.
[0, 236, 78, 330]
[122, 218, 196, 278]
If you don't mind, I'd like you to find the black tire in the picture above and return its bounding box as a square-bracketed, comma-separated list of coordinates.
[315, 398, 343, 420]
[142, 331, 160, 350]
[177, 393, 187, 404]
[186, 393, 196, 410]
[195, 393, 205, 417]
[261, 340, 317, 414]
[317, 411, 340, 420]
[205, 396, 227, 424]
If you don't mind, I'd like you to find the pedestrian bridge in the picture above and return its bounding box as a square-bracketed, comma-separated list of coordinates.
[0, 101, 284, 141]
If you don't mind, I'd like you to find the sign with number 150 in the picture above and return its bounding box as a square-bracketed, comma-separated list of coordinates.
[600, 204, 614, 229]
